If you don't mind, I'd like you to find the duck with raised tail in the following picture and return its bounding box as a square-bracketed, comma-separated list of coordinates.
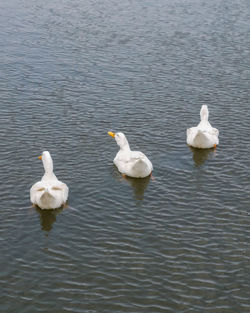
[30, 151, 69, 209]
[187, 105, 219, 149]
[108, 132, 153, 178]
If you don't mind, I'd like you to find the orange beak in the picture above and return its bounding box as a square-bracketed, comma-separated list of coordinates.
[108, 131, 115, 138]
[38, 155, 42, 160]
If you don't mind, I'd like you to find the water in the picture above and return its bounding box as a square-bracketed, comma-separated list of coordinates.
[0, 0, 249, 312]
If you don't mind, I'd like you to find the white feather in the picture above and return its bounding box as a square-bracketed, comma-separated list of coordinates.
[109, 132, 153, 178]
[30, 151, 69, 209]
[187, 105, 219, 149]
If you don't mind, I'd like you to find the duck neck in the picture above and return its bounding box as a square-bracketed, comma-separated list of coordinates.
[200, 105, 209, 122]
[42, 157, 56, 180]
[120, 141, 131, 152]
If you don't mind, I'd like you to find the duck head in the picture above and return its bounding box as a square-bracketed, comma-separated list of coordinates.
[39, 151, 53, 174]
[108, 132, 130, 150]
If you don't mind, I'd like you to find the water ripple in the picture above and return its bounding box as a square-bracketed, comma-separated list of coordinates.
[0, 0, 250, 312]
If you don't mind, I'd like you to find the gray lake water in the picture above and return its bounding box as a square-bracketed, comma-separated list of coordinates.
[0, 0, 249, 312]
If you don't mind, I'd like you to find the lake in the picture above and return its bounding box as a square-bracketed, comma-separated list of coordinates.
[0, 0, 249, 312]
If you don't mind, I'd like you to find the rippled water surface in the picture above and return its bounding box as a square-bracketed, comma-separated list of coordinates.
[0, 0, 249, 312]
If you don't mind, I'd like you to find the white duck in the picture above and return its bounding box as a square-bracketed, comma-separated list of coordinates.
[108, 132, 153, 178]
[30, 151, 69, 209]
[187, 105, 219, 149]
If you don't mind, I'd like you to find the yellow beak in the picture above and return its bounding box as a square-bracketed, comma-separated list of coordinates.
[108, 131, 115, 138]
[38, 155, 42, 160]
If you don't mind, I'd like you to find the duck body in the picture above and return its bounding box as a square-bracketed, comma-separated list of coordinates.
[187, 105, 219, 149]
[114, 150, 153, 178]
[30, 151, 68, 209]
[108, 132, 153, 178]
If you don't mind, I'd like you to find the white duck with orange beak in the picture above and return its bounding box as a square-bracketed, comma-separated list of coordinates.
[108, 132, 153, 178]
[30, 151, 69, 209]
[187, 105, 219, 149]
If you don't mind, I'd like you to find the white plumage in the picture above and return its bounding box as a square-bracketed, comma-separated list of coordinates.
[187, 105, 219, 149]
[108, 132, 153, 178]
[30, 151, 68, 209]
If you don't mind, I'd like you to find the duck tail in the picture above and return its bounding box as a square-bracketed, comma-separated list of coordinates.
[42, 188, 54, 199]
[132, 159, 151, 178]
[192, 129, 209, 148]
[200, 105, 209, 121]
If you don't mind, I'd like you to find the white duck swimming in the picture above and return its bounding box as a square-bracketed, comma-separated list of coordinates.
[187, 105, 219, 149]
[30, 151, 69, 209]
[108, 132, 153, 178]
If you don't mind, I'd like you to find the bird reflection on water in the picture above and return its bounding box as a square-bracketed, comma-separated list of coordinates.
[112, 166, 151, 202]
[124, 175, 151, 201]
[190, 146, 216, 167]
[36, 206, 64, 232]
